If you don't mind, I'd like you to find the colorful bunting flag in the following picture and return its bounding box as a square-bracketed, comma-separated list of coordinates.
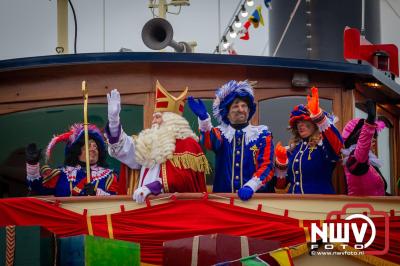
[213, 247, 296, 266]
[249, 6, 264, 28]
[269, 249, 294, 266]
[258, 254, 280, 266]
[220, 43, 237, 55]
[241, 255, 270, 266]
[264, 0, 272, 9]
[239, 20, 251, 40]
[214, 263, 230, 266]
[228, 47, 238, 55]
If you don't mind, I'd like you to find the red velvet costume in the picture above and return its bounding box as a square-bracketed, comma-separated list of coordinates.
[106, 81, 208, 201]
[161, 138, 207, 193]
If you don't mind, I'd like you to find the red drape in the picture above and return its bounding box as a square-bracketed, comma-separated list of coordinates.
[337, 216, 400, 263]
[0, 197, 85, 236]
[109, 199, 306, 264]
[0, 197, 399, 265]
[117, 163, 128, 195]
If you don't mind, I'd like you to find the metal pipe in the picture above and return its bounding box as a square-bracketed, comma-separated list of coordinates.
[361, 0, 366, 37]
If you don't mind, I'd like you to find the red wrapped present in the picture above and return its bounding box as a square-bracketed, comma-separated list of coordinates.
[163, 233, 280, 266]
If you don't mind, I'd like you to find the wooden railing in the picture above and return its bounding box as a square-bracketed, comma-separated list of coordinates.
[35, 193, 400, 220]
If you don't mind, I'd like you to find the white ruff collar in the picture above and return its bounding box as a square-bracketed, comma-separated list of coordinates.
[341, 144, 383, 168]
[63, 165, 112, 182]
[217, 124, 268, 144]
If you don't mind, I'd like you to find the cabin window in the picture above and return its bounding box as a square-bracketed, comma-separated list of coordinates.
[355, 107, 393, 194]
[378, 127, 392, 194]
[0, 104, 143, 197]
[258, 96, 333, 146]
[183, 99, 216, 186]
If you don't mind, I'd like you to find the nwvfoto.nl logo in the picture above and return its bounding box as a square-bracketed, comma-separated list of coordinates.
[310, 203, 389, 255]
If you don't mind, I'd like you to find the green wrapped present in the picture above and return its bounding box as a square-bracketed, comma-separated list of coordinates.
[58, 235, 140, 266]
[0, 225, 55, 266]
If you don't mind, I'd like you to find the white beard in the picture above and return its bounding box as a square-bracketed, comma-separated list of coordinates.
[134, 112, 199, 168]
[134, 123, 176, 168]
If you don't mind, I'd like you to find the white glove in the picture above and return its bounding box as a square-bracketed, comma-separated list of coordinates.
[107, 89, 121, 136]
[133, 186, 152, 203]
[96, 188, 111, 196]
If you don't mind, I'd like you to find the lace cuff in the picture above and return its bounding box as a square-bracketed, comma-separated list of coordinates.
[26, 163, 41, 181]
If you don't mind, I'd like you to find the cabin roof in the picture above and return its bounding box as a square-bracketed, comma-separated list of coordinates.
[0, 52, 399, 99]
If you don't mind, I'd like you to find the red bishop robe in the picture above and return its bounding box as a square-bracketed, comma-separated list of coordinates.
[118, 137, 208, 194]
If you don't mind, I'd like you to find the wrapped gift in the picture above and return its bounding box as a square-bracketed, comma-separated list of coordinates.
[163, 233, 280, 266]
[58, 235, 140, 266]
[0, 225, 55, 266]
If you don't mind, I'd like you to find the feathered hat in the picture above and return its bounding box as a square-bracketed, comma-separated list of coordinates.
[212, 80, 256, 125]
[342, 118, 386, 147]
[45, 123, 105, 162]
[289, 104, 312, 128]
[289, 104, 337, 129]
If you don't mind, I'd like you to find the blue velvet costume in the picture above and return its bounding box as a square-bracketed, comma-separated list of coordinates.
[28, 165, 118, 197]
[276, 105, 343, 194]
[26, 123, 119, 197]
[200, 123, 274, 192]
[195, 80, 274, 194]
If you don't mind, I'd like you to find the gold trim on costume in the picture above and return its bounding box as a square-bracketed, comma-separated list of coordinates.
[128, 168, 134, 195]
[240, 136, 245, 188]
[298, 144, 308, 194]
[291, 142, 303, 194]
[132, 169, 140, 194]
[41, 165, 61, 184]
[308, 145, 316, 160]
[169, 152, 210, 174]
[40, 165, 58, 175]
[250, 144, 258, 165]
[161, 163, 169, 193]
[231, 135, 237, 192]
[94, 180, 99, 192]
[126, 168, 140, 195]
[106, 214, 114, 239]
[105, 175, 113, 190]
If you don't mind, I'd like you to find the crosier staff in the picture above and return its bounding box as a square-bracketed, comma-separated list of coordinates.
[82, 80, 91, 184]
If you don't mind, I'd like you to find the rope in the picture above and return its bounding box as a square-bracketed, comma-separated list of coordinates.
[213, 0, 245, 53]
[385, 0, 400, 20]
[213, 244, 304, 265]
[272, 0, 302, 57]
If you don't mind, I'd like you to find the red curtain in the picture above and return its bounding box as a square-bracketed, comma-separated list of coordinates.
[0, 197, 399, 265]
